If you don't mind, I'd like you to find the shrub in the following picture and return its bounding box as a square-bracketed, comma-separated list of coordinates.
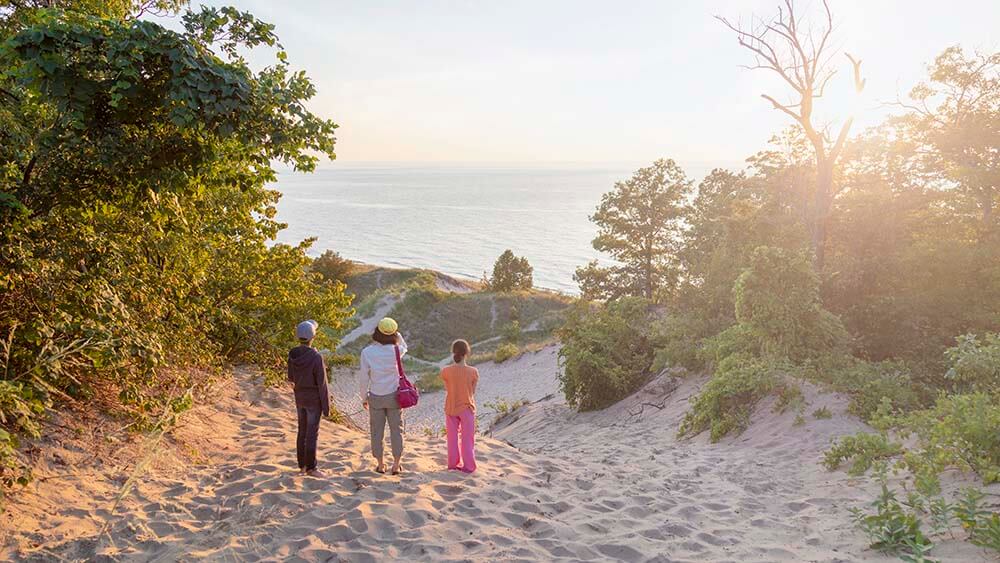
[897, 393, 1000, 489]
[485, 398, 530, 418]
[831, 359, 923, 421]
[501, 321, 521, 345]
[775, 381, 805, 414]
[812, 406, 832, 419]
[678, 355, 792, 441]
[730, 246, 850, 362]
[415, 370, 444, 393]
[651, 313, 711, 372]
[823, 432, 904, 476]
[487, 250, 533, 292]
[945, 333, 1000, 395]
[494, 343, 519, 363]
[850, 467, 934, 558]
[311, 250, 356, 284]
[955, 489, 1000, 552]
[558, 298, 656, 411]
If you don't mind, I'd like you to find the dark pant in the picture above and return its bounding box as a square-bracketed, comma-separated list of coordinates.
[296, 406, 321, 471]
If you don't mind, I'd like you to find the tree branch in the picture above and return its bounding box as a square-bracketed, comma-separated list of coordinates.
[21, 155, 37, 191]
[830, 116, 855, 161]
[761, 93, 804, 122]
[0, 87, 20, 103]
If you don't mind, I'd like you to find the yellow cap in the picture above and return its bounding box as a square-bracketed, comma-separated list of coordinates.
[377, 317, 398, 335]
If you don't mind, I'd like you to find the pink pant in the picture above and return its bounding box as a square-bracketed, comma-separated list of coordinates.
[446, 408, 476, 472]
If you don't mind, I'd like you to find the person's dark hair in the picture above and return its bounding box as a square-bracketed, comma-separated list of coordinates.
[452, 339, 471, 363]
[372, 328, 398, 345]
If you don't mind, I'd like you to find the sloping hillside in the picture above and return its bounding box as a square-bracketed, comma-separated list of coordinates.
[339, 266, 571, 363]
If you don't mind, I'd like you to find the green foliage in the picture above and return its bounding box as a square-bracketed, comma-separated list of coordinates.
[850, 467, 935, 559]
[896, 393, 1000, 489]
[823, 359, 923, 421]
[774, 381, 805, 414]
[311, 250, 356, 284]
[812, 406, 832, 419]
[575, 159, 691, 302]
[823, 432, 904, 476]
[493, 343, 519, 363]
[678, 355, 791, 441]
[557, 298, 656, 411]
[944, 333, 1000, 394]
[500, 320, 521, 345]
[955, 489, 1000, 552]
[730, 246, 850, 361]
[651, 313, 712, 373]
[678, 247, 855, 441]
[344, 267, 432, 302]
[487, 250, 533, 292]
[339, 274, 569, 361]
[484, 397, 529, 418]
[415, 370, 444, 393]
[827, 391, 1000, 497]
[0, 2, 349, 485]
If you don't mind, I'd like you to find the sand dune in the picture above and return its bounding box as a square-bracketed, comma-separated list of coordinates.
[329, 346, 562, 432]
[3, 362, 995, 561]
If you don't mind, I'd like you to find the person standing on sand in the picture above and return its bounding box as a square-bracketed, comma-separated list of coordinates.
[287, 320, 331, 477]
[359, 317, 407, 475]
[441, 339, 479, 473]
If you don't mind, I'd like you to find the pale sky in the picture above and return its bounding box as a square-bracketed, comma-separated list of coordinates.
[159, 1, 998, 165]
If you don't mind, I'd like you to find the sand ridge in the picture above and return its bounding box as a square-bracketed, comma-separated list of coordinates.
[3, 364, 995, 561]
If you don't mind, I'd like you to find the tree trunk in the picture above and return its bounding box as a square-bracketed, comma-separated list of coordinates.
[812, 158, 834, 273]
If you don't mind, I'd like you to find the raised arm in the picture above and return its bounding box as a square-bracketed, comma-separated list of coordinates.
[358, 350, 371, 403]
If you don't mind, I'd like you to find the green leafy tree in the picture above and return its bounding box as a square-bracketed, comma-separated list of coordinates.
[487, 249, 533, 292]
[311, 250, 356, 284]
[575, 159, 691, 302]
[0, 0, 350, 483]
[896, 46, 1000, 236]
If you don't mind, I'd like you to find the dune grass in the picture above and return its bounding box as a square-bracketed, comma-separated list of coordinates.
[338, 267, 571, 362]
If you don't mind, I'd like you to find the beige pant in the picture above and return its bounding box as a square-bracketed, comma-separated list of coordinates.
[368, 392, 403, 461]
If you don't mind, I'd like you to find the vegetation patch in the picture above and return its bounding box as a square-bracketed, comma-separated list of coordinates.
[558, 298, 657, 411]
[493, 343, 519, 363]
[822, 432, 904, 476]
[678, 356, 791, 441]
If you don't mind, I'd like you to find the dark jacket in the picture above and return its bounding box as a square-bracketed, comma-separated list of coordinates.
[287, 345, 330, 417]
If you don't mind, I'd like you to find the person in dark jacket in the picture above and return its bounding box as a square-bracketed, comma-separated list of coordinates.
[287, 320, 330, 476]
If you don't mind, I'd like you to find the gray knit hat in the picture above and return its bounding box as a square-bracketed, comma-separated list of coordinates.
[296, 320, 318, 340]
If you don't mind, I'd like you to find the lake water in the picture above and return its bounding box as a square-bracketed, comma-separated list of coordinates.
[272, 162, 720, 293]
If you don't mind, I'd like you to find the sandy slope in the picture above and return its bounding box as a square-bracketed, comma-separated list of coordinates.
[336, 295, 399, 352]
[493, 373, 996, 562]
[329, 346, 562, 431]
[3, 362, 995, 561]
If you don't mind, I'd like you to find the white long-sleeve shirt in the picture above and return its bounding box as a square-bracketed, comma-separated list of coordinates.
[358, 335, 407, 400]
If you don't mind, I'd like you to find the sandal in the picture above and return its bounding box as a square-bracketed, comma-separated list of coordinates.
[375, 465, 387, 474]
[391, 463, 403, 475]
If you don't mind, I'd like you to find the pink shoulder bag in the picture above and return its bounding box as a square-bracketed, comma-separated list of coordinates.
[394, 345, 419, 409]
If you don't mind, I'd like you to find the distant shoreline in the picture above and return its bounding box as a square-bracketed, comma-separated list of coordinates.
[334, 257, 578, 297]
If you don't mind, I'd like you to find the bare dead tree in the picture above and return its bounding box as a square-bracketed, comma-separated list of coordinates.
[716, 0, 865, 272]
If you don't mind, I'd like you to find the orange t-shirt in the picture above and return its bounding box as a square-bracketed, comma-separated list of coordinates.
[441, 364, 479, 416]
